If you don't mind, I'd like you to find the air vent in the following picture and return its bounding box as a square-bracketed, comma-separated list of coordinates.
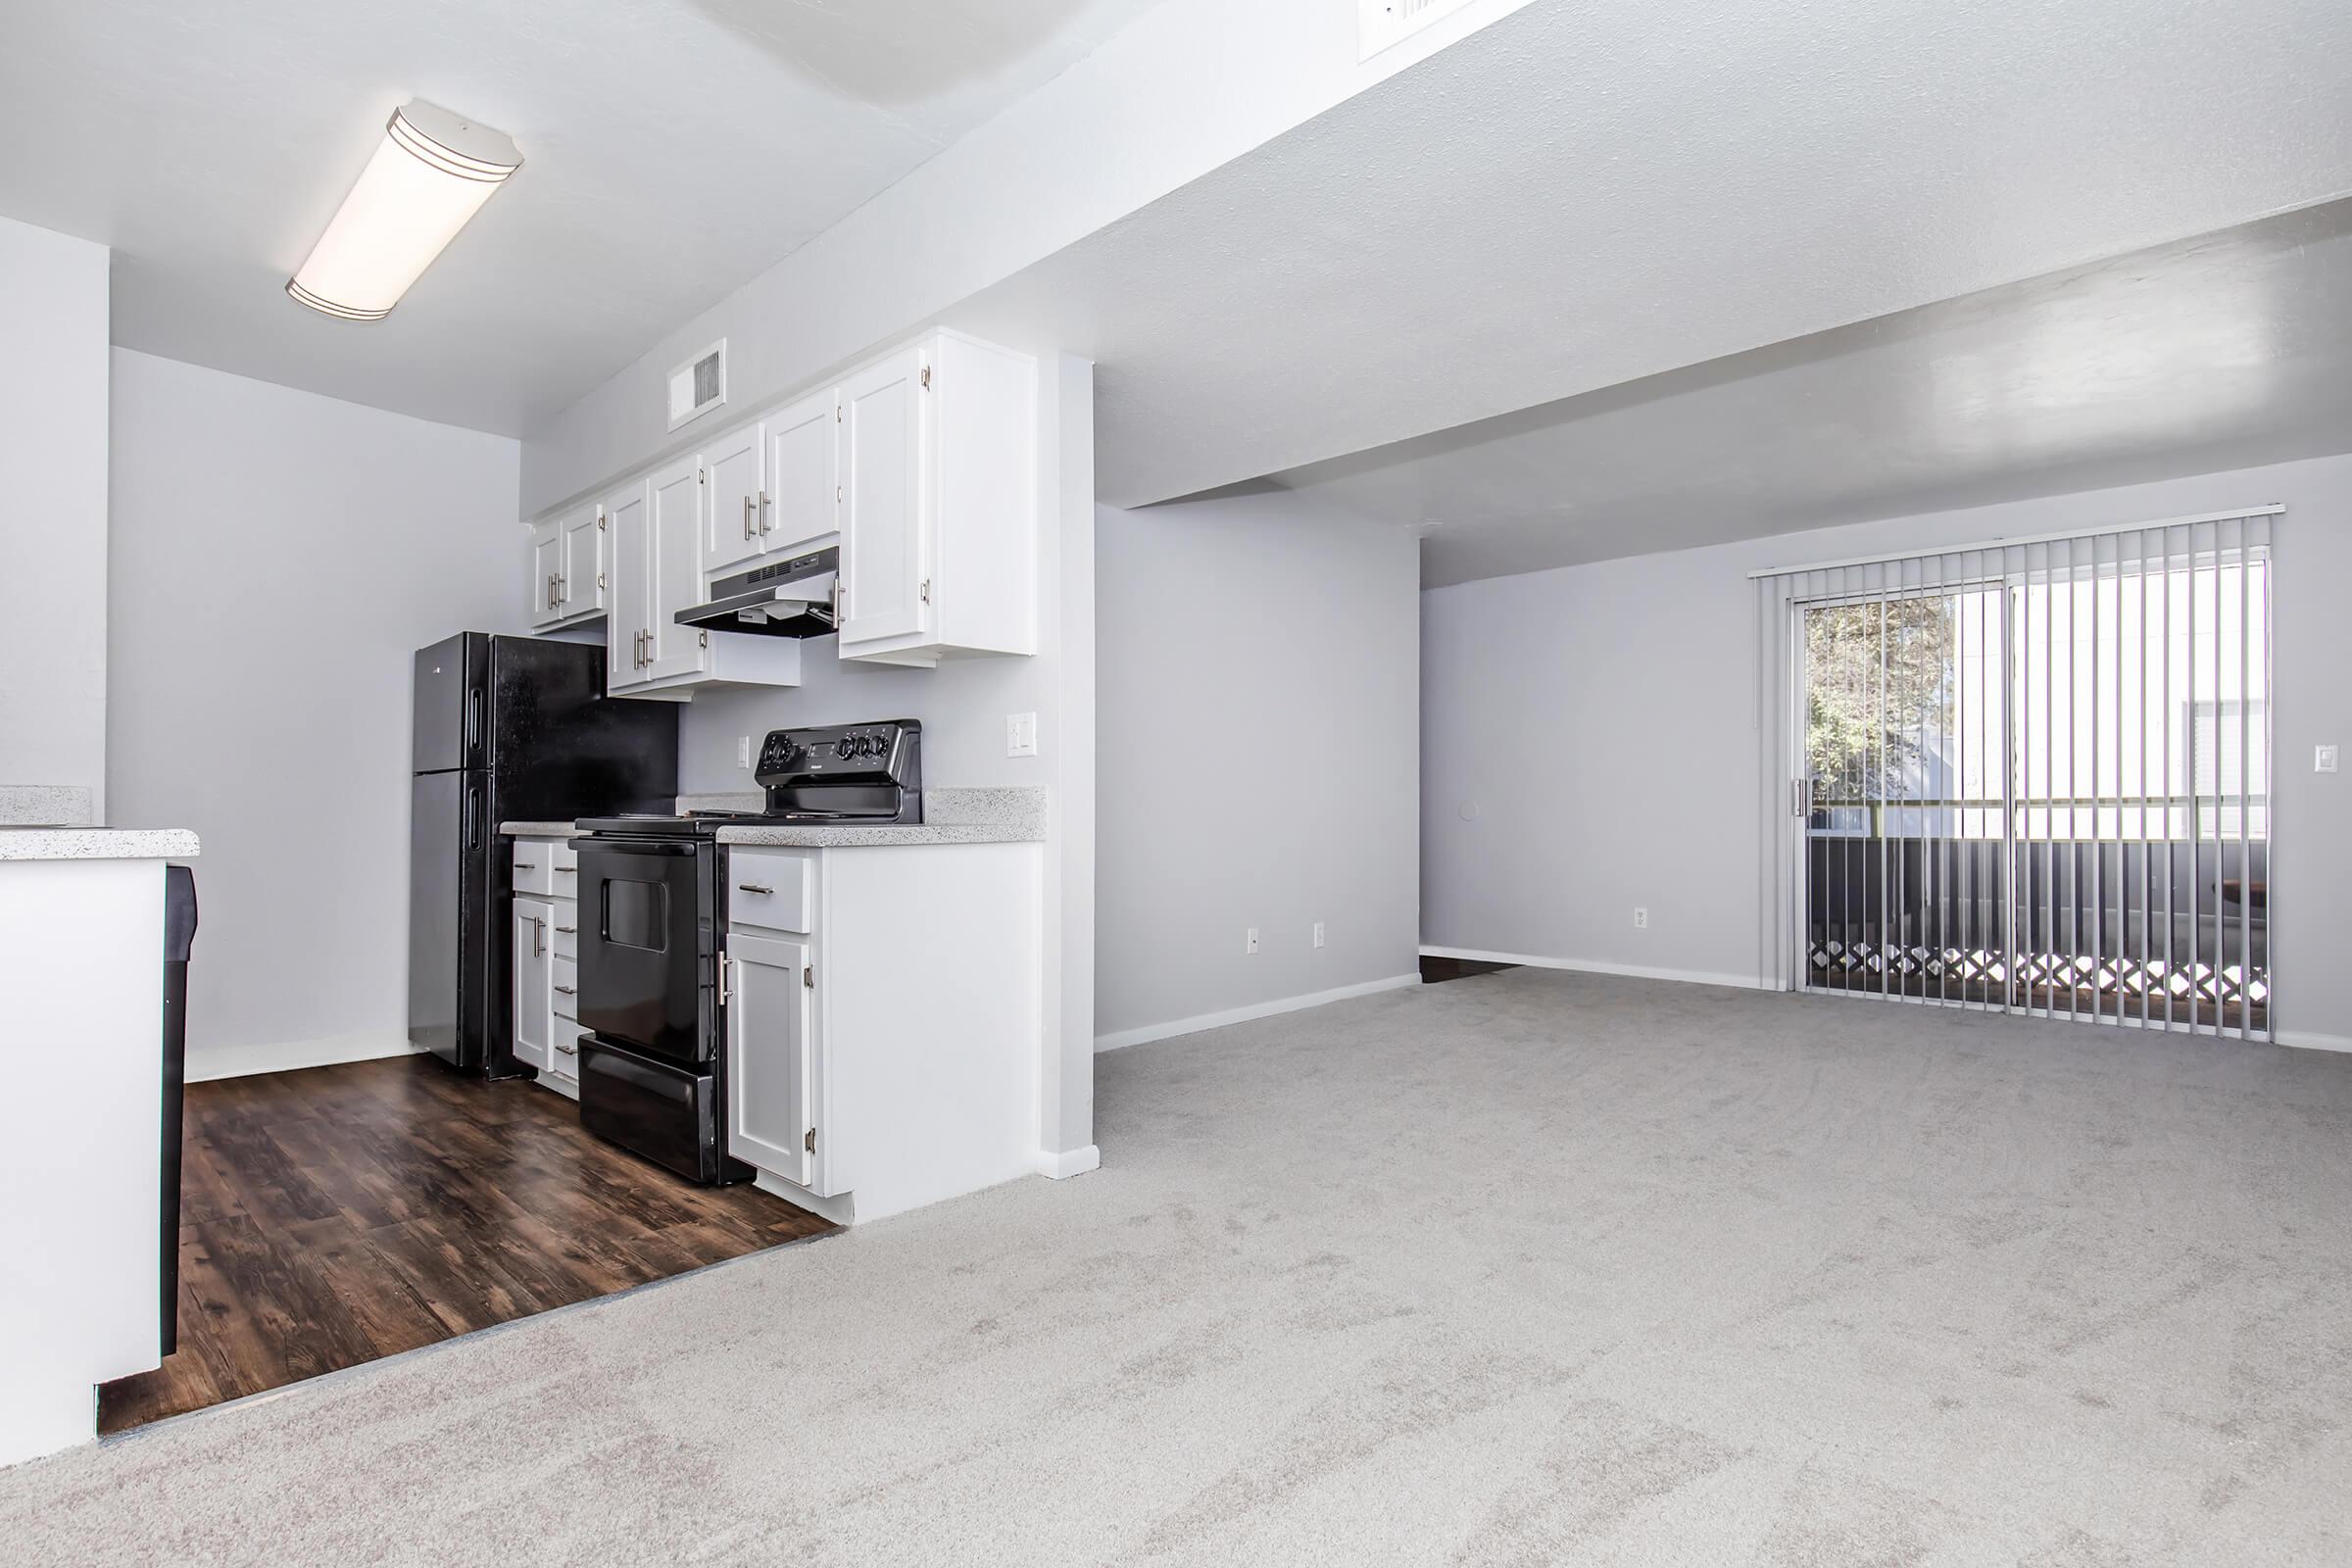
[667, 340, 726, 431]
[1358, 0, 1479, 60]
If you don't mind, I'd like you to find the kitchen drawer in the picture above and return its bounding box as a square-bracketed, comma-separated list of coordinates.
[544, 1030, 584, 1091]
[552, 956, 580, 1020]
[550, 839, 581, 898]
[512, 840, 557, 895]
[728, 849, 813, 934]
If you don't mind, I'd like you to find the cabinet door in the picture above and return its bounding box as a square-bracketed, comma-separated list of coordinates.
[513, 897, 554, 1072]
[605, 479, 651, 691]
[725, 932, 814, 1185]
[837, 348, 930, 646]
[701, 421, 766, 576]
[529, 522, 564, 628]
[560, 506, 605, 619]
[763, 389, 838, 559]
[646, 457, 710, 681]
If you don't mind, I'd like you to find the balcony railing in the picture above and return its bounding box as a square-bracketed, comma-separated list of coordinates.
[1802, 813, 2267, 1031]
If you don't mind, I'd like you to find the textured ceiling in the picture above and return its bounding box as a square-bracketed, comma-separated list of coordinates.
[1261, 201, 2352, 585]
[952, 0, 2352, 513]
[0, 0, 1167, 434]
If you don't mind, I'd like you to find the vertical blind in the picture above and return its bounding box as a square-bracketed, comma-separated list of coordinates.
[1752, 507, 2278, 1038]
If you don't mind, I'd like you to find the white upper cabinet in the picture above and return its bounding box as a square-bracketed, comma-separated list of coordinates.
[608, 456, 801, 701]
[763, 390, 838, 560]
[837, 348, 927, 648]
[540, 326, 1032, 693]
[528, 522, 564, 629]
[700, 420, 766, 577]
[530, 505, 604, 630]
[836, 332, 1037, 666]
[605, 478, 654, 693]
[644, 457, 709, 683]
[559, 506, 605, 620]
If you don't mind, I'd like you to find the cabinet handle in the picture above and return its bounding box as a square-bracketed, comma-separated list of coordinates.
[760, 491, 772, 533]
[737, 883, 774, 896]
[553, 984, 576, 996]
[919, 578, 931, 605]
[717, 952, 731, 1006]
[556, 924, 576, 934]
[743, 494, 756, 541]
[514, 860, 536, 869]
[531, 916, 545, 957]
[556, 1041, 577, 1056]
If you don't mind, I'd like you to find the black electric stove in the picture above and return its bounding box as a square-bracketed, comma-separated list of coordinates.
[569, 721, 920, 1183]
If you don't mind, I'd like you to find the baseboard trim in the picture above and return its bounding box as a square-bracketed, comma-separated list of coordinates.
[1037, 1144, 1101, 1179]
[752, 1170, 855, 1227]
[187, 1032, 423, 1084]
[1419, 945, 1767, 993]
[2278, 1031, 2352, 1054]
[1095, 972, 1423, 1053]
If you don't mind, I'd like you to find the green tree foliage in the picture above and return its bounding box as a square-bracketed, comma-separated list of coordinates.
[1806, 599, 1954, 811]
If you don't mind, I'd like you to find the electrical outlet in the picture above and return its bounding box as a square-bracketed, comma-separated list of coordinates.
[737, 735, 754, 768]
[1006, 711, 1039, 758]
[1312, 921, 1326, 950]
[1245, 927, 1259, 956]
[2318, 744, 2340, 774]
[1634, 906, 1649, 930]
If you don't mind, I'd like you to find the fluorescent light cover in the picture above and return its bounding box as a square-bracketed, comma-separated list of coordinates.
[287, 101, 520, 321]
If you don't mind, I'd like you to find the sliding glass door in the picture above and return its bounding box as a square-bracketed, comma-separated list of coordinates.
[1786, 516, 2272, 1036]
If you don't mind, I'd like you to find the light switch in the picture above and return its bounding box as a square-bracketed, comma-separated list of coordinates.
[2318, 744, 2340, 774]
[737, 735, 754, 768]
[1007, 712, 1039, 758]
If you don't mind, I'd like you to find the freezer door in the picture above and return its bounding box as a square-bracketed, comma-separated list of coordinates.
[413, 633, 487, 775]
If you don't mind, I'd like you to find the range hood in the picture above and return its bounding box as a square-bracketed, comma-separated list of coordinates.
[675, 546, 839, 640]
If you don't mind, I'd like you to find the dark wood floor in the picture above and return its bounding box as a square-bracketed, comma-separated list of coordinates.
[1420, 955, 1520, 984]
[100, 1054, 837, 1434]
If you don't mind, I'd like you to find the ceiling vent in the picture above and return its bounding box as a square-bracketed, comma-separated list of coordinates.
[1358, 0, 1479, 61]
[667, 340, 726, 431]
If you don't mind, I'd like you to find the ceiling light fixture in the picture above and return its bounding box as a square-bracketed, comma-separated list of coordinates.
[286, 100, 521, 321]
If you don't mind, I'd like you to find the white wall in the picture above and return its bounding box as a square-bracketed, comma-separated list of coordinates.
[108, 350, 522, 1080]
[674, 354, 1100, 1165]
[1421, 452, 2352, 1042]
[1095, 488, 1422, 1047]
[0, 218, 111, 817]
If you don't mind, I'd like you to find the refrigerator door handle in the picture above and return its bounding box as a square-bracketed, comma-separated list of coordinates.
[466, 686, 484, 760]
[464, 782, 480, 851]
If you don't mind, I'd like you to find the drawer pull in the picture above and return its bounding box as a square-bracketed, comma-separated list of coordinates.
[553, 984, 576, 996]
[737, 883, 775, 896]
[556, 924, 577, 934]
[555, 1042, 577, 1055]
[514, 861, 536, 870]
[556, 864, 575, 874]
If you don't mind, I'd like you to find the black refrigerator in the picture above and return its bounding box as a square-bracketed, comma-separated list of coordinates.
[409, 633, 678, 1077]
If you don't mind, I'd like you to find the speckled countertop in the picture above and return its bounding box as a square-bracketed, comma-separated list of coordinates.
[0, 827, 200, 861]
[0, 785, 94, 827]
[500, 787, 1046, 849]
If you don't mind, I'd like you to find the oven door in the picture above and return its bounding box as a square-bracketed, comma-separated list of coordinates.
[576, 838, 712, 1064]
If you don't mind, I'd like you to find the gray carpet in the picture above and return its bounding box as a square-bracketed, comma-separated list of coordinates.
[6, 970, 2351, 1565]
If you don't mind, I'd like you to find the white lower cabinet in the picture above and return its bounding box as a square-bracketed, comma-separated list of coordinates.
[725, 931, 815, 1189]
[720, 842, 1040, 1224]
[513, 837, 584, 1097]
[513, 895, 554, 1071]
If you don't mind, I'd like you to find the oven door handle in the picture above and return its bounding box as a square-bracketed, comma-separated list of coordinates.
[581, 840, 699, 860]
